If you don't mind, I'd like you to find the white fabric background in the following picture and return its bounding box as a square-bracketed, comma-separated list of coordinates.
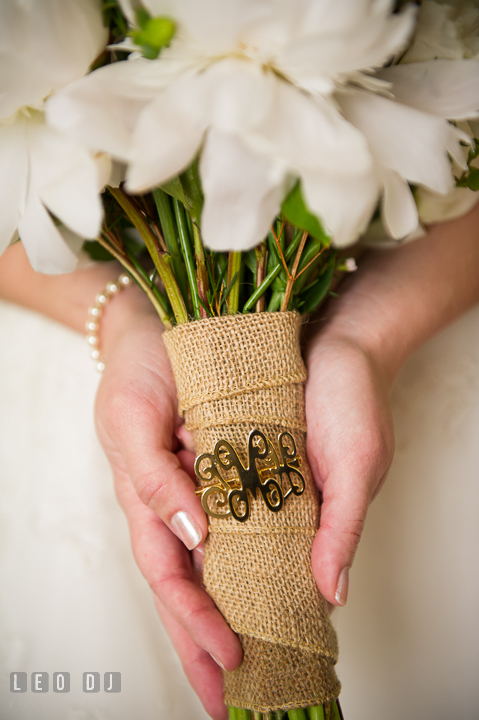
[0, 299, 478, 719]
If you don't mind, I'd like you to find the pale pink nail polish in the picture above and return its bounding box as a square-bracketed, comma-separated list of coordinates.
[211, 654, 226, 671]
[335, 567, 350, 606]
[171, 511, 202, 550]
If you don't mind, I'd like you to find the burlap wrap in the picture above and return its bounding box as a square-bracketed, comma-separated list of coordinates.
[163, 312, 340, 713]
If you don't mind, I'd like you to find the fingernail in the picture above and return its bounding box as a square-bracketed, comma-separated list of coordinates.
[171, 511, 203, 550]
[211, 654, 226, 671]
[335, 567, 350, 606]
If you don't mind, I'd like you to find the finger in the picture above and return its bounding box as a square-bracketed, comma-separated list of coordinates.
[154, 597, 228, 720]
[311, 475, 367, 606]
[102, 387, 207, 550]
[115, 468, 243, 672]
[177, 422, 195, 453]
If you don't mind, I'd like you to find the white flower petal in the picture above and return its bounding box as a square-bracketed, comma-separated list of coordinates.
[189, 58, 275, 135]
[360, 216, 427, 247]
[380, 169, 419, 239]
[27, 121, 102, 239]
[401, 0, 478, 63]
[126, 74, 206, 191]
[18, 193, 80, 274]
[339, 90, 456, 194]
[46, 59, 162, 160]
[279, 3, 416, 81]
[255, 78, 372, 176]
[0, 117, 28, 253]
[143, 0, 265, 51]
[0, 0, 107, 119]
[301, 168, 380, 247]
[378, 60, 479, 120]
[117, 0, 137, 25]
[416, 185, 479, 225]
[200, 129, 289, 251]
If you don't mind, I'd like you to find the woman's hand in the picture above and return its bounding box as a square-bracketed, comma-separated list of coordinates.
[94, 290, 241, 720]
[305, 333, 394, 607]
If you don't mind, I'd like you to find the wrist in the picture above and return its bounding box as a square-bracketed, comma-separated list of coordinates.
[100, 277, 160, 358]
[305, 302, 404, 391]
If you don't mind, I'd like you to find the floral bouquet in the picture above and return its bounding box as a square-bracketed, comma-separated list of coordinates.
[1, 0, 479, 717]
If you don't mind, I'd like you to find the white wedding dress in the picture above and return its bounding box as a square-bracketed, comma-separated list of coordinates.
[0, 298, 478, 720]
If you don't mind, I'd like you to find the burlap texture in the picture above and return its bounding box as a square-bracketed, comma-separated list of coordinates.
[163, 312, 340, 713]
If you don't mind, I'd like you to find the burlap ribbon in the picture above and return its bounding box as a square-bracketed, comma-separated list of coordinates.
[164, 312, 340, 713]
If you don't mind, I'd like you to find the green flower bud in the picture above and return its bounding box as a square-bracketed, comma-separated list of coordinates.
[130, 12, 176, 59]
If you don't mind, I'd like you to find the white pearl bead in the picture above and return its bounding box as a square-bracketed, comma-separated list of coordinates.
[106, 281, 119, 294]
[87, 273, 130, 373]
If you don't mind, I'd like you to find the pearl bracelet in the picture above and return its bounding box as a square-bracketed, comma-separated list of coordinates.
[86, 272, 131, 372]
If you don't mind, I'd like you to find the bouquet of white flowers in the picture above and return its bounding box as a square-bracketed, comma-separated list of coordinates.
[1, 0, 478, 717]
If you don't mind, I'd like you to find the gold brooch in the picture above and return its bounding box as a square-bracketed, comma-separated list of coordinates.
[194, 429, 304, 522]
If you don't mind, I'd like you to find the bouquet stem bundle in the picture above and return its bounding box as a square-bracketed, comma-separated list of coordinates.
[91, 175, 349, 716]
[163, 312, 340, 714]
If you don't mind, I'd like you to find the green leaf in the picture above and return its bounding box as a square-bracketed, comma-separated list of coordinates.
[282, 182, 330, 242]
[83, 240, 114, 262]
[467, 167, 479, 191]
[302, 261, 335, 313]
[161, 159, 204, 226]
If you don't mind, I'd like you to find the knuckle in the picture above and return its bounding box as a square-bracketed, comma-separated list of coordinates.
[136, 470, 170, 511]
[321, 516, 365, 554]
[356, 427, 395, 480]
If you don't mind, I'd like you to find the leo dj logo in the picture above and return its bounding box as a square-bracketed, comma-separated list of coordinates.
[10, 672, 121, 693]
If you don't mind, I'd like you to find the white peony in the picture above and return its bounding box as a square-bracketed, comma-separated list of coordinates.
[0, 0, 108, 273]
[48, 0, 479, 251]
[401, 0, 479, 63]
[362, 0, 479, 244]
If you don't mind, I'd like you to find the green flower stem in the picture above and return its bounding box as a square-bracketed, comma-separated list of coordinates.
[268, 228, 288, 281]
[285, 227, 304, 265]
[243, 230, 307, 313]
[228, 707, 238, 720]
[243, 262, 281, 313]
[96, 234, 172, 329]
[226, 251, 242, 314]
[192, 224, 209, 318]
[253, 713, 263, 720]
[281, 230, 308, 311]
[267, 289, 283, 312]
[306, 706, 325, 720]
[127, 253, 171, 317]
[236, 709, 252, 720]
[331, 701, 341, 720]
[254, 241, 267, 312]
[291, 238, 324, 294]
[152, 189, 188, 303]
[287, 709, 308, 720]
[108, 186, 188, 325]
[172, 198, 202, 320]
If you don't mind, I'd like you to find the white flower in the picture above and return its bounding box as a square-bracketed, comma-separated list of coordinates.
[48, 0, 479, 251]
[358, 0, 479, 240]
[0, 0, 108, 273]
[401, 0, 479, 63]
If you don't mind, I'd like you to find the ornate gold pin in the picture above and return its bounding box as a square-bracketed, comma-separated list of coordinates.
[194, 429, 304, 522]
